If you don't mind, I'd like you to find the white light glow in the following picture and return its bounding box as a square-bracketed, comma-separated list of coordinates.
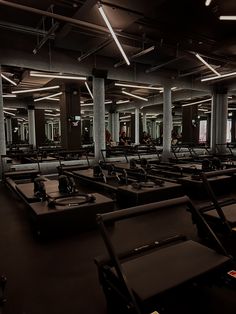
[195, 53, 220, 76]
[1, 73, 17, 86]
[116, 100, 130, 104]
[3, 94, 16, 98]
[4, 111, 16, 116]
[3, 107, 17, 111]
[182, 98, 212, 107]
[34, 92, 62, 102]
[122, 91, 148, 101]
[205, 0, 212, 6]
[30, 71, 86, 80]
[98, 5, 130, 65]
[220, 16, 236, 20]
[85, 82, 93, 99]
[115, 82, 162, 90]
[201, 72, 236, 82]
[12, 85, 60, 94]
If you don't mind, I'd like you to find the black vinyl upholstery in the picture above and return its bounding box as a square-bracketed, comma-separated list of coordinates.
[117, 240, 230, 301]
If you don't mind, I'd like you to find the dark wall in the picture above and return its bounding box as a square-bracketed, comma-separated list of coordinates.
[35, 109, 46, 147]
[182, 105, 199, 145]
[60, 83, 81, 150]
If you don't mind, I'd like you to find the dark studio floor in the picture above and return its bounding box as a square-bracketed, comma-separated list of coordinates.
[1, 182, 236, 314]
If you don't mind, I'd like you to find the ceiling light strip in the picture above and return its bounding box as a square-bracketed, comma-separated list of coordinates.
[1, 73, 17, 86]
[34, 91, 62, 102]
[115, 82, 162, 90]
[4, 111, 16, 116]
[201, 72, 236, 82]
[12, 85, 60, 94]
[3, 94, 17, 98]
[122, 91, 148, 101]
[30, 71, 86, 80]
[182, 98, 212, 107]
[98, 4, 130, 66]
[85, 82, 93, 99]
[205, 0, 212, 6]
[195, 53, 220, 76]
[219, 16, 236, 20]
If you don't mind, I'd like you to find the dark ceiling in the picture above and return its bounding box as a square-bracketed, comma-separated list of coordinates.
[0, 0, 236, 116]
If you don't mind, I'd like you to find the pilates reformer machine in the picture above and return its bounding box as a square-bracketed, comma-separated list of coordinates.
[95, 196, 236, 314]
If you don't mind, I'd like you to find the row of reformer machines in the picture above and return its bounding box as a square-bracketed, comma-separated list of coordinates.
[3, 145, 236, 313]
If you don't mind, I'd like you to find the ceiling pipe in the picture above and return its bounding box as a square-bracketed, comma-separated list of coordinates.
[146, 56, 185, 73]
[33, 22, 59, 54]
[78, 38, 113, 62]
[0, 20, 55, 37]
[0, 0, 145, 44]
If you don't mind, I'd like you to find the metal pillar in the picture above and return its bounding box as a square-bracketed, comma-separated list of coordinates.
[93, 76, 105, 161]
[28, 109, 36, 148]
[162, 85, 173, 161]
[135, 107, 140, 145]
[5, 118, 12, 144]
[142, 112, 147, 132]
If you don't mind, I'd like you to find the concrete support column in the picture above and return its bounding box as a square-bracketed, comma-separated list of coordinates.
[162, 85, 173, 161]
[113, 112, 120, 143]
[28, 109, 36, 149]
[58, 119, 61, 137]
[211, 91, 228, 153]
[135, 107, 140, 145]
[156, 123, 160, 139]
[5, 118, 12, 144]
[108, 112, 112, 134]
[20, 123, 25, 141]
[142, 112, 147, 132]
[93, 76, 105, 161]
[51, 122, 54, 141]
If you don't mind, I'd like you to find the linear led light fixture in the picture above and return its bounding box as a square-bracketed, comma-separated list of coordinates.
[45, 97, 60, 101]
[34, 92, 62, 102]
[122, 91, 148, 101]
[3, 94, 17, 98]
[114, 45, 155, 68]
[12, 85, 60, 94]
[182, 98, 212, 107]
[195, 53, 220, 76]
[115, 82, 162, 90]
[1, 73, 17, 86]
[85, 82, 93, 99]
[198, 108, 209, 112]
[205, 0, 212, 6]
[30, 71, 86, 80]
[45, 109, 53, 112]
[116, 100, 130, 104]
[201, 71, 236, 82]
[98, 4, 130, 66]
[228, 108, 236, 111]
[219, 16, 236, 20]
[4, 110, 16, 116]
[56, 109, 60, 112]
[3, 107, 17, 111]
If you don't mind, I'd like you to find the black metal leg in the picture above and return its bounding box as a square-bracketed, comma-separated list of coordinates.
[0, 275, 7, 306]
